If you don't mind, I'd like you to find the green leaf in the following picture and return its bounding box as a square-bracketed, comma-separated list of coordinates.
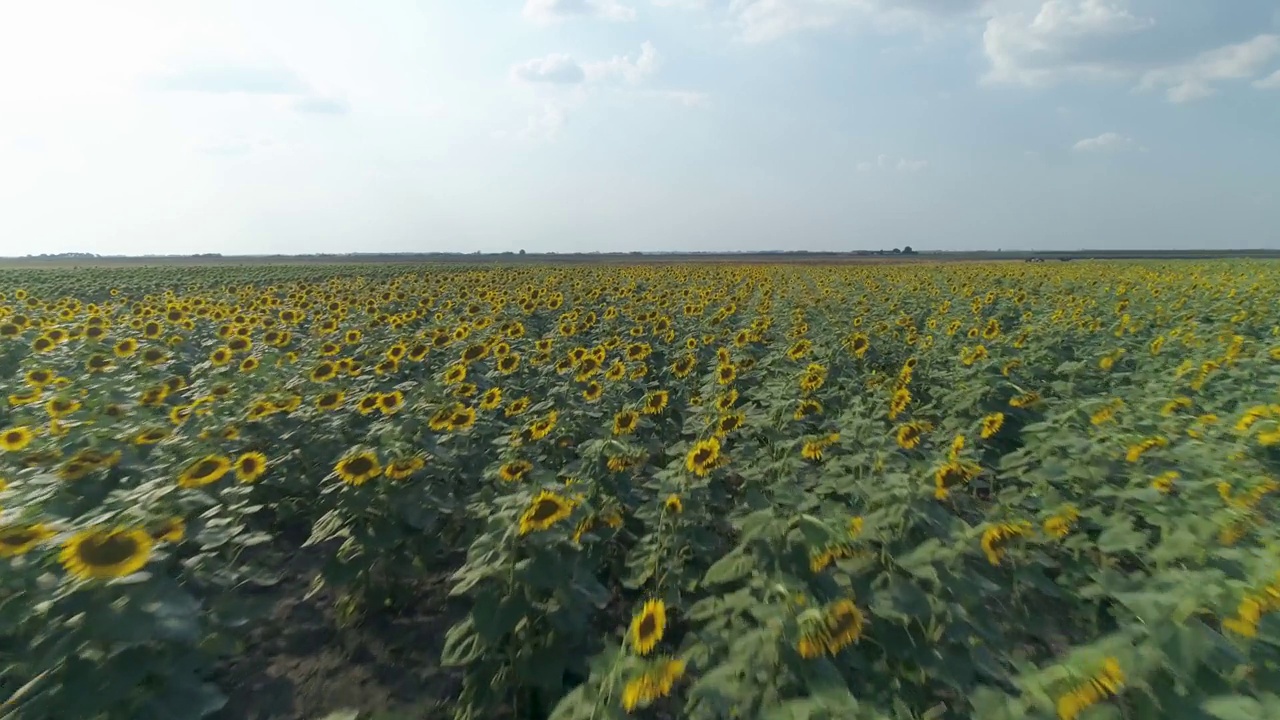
[1202, 696, 1265, 720]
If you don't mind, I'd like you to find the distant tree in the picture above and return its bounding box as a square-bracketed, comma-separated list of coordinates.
[892, 247, 902, 254]
[902, 245, 915, 255]
[518, 249, 526, 255]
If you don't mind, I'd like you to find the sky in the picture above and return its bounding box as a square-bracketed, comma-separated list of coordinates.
[1, 0, 1278, 256]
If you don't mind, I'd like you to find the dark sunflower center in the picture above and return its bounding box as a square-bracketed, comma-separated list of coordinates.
[240, 459, 259, 473]
[4, 431, 23, 444]
[0, 530, 39, 546]
[529, 498, 563, 522]
[190, 459, 223, 479]
[360, 398, 377, 409]
[344, 456, 374, 476]
[380, 395, 398, 407]
[638, 613, 657, 638]
[693, 449, 713, 465]
[77, 532, 141, 566]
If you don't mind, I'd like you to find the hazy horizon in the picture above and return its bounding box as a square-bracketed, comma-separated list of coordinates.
[2, 1, 1278, 256]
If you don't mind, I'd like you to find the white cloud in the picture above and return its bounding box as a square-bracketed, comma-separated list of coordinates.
[584, 42, 660, 84]
[897, 158, 928, 172]
[523, 0, 636, 24]
[1255, 68, 1280, 88]
[511, 53, 588, 84]
[507, 43, 686, 140]
[511, 43, 658, 86]
[520, 104, 569, 140]
[1137, 34, 1280, 102]
[730, 0, 844, 44]
[1072, 132, 1137, 152]
[981, 0, 1155, 86]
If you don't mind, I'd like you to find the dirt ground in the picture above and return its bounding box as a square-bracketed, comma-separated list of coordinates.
[212, 544, 464, 720]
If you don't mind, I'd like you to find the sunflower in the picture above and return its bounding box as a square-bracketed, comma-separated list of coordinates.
[888, 387, 911, 420]
[980, 411, 1005, 439]
[785, 339, 811, 360]
[716, 363, 737, 385]
[621, 658, 687, 712]
[316, 391, 345, 411]
[386, 456, 426, 480]
[715, 412, 745, 436]
[636, 391, 668, 416]
[496, 354, 520, 374]
[824, 599, 866, 652]
[151, 517, 186, 543]
[24, 368, 54, 387]
[210, 347, 233, 366]
[1, 425, 35, 452]
[499, 459, 533, 482]
[0, 523, 55, 557]
[310, 361, 337, 382]
[448, 406, 477, 432]
[85, 354, 114, 373]
[113, 338, 139, 357]
[141, 347, 168, 365]
[613, 410, 639, 436]
[664, 494, 683, 514]
[335, 450, 382, 486]
[686, 437, 721, 477]
[518, 490, 575, 536]
[793, 399, 822, 420]
[178, 455, 232, 488]
[356, 394, 380, 415]
[605, 361, 627, 381]
[239, 356, 260, 373]
[378, 390, 405, 415]
[715, 389, 739, 412]
[895, 422, 927, 450]
[235, 451, 268, 483]
[671, 355, 696, 378]
[504, 397, 531, 417]
[980, 521, 1032, 565]
[479, 387, 503, 410]
[582, 381, 604, 402]
[529, 411, 558, 440]
[629, 598, 667, 655]
[443, 364, 467, 385]
[60, 526, 153, 580]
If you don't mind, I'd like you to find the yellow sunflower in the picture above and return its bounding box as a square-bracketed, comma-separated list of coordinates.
[1, 425, 35, 452]
[151, 517, 186, 543]
[0, 523, 55, 557]
[178, 455, 232, 488]
[335, 450, 382, 486]
[642, 390, 669, 415]
[479, 387, 503, 410]
[628, 598, 667, 656]
[499, 459, 533, 482]
[378, 390, 405, 415]
[613, 410, 639, 436]
[980, 411, 1005, 439]
[386, 456, 426, 480]
[686, 437, 721, 477]
[235, 451, 268, 483]
[518, 490, 575, 536]
[60, 526, 153, 580]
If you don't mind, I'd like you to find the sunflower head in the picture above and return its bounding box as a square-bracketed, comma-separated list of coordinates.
[60, 527, 153, 580]
[628, 599, 667, 656]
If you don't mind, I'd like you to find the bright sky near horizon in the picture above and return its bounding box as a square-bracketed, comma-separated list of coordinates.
[1, 1, 1278, 257]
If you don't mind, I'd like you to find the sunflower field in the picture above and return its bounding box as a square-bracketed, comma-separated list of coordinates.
[3, 260, 1280, 720]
